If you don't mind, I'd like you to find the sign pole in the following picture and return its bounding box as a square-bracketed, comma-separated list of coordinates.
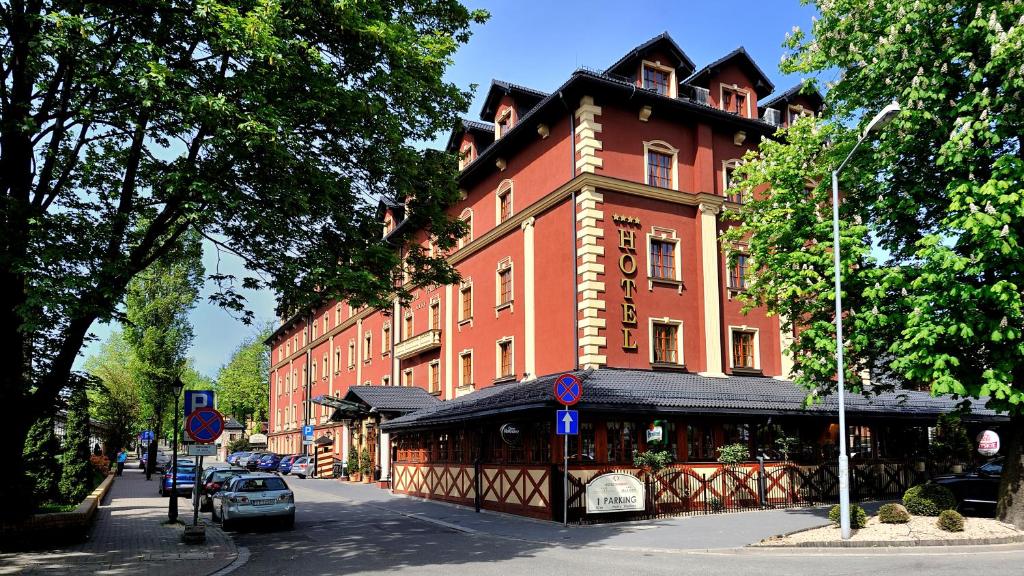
[193, 455, 203, 526]
[563, 433, 568, 526]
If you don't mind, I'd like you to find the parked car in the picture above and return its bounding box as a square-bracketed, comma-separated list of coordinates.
[278, 455, 300, 475]
[194, 466, 248, 511]
[159, 462, 198, 497]
[139, 450, 172, 472]
[290, 456, 313, 479]
[226, 451, 250, 466]
[256, 453, 283, 473]
[211, 473, 295, 530]
[242, 451, 270, 470]
[932, 458, 1003, 515]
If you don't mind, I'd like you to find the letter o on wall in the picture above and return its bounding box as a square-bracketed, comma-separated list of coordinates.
[619, 253, 637, 275]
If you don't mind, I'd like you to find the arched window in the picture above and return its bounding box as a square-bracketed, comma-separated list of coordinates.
[496, 179, 514, 223]
[459, 208, 474, 248]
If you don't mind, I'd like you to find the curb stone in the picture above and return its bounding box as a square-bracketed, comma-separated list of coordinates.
[755, 533, 1024, 548]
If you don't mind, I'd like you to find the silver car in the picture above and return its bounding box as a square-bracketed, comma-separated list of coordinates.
[290, 456, 313, 479]
[212, 473, 295, 530]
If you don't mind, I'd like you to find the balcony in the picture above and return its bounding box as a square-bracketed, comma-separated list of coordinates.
[394, 329, 441, 360]
[763, 108, 782, 127]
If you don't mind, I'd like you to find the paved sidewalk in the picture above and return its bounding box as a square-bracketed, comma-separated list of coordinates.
[289, 476, 883, 551]
[0, 464, 237, 575]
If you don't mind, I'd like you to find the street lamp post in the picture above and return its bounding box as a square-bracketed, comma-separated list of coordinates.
[831, 101, 901, 540]
[168, 378, 185, 523]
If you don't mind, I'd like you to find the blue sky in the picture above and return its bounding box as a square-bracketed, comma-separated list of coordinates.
[76, 1, 820, 378]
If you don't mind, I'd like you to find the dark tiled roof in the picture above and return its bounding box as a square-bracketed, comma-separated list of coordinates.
[382, 368, 1003, 431]
[445, 118, 495, 155]
[345, 385, 441, 414]
[604, 32, 696, 78]
[224, 417, 244, 430]
[683, 46, 775, 98]
[759, 80, 824, 111]
[480, 80, 549, 122]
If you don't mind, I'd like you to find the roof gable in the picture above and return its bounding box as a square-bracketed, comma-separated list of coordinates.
[684, 46, 774, 98]
[759, 80, 824, 111]
[479, 80, 549, 123]
[605, 32, 696, 79]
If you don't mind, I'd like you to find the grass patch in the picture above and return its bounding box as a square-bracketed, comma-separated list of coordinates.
[36, 502, 77, 514]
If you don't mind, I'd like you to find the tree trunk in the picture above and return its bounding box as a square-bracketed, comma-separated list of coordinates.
[0, 407, 35, 522]
[997, 413, 1024, 528]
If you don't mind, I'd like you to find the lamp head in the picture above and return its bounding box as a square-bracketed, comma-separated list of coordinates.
[172, 377, 184, 396]
[862, 100, 901, 138]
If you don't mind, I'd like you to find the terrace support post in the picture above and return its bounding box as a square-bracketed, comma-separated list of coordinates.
[756, 455, 767, 508]
[474, 456, 481, 513]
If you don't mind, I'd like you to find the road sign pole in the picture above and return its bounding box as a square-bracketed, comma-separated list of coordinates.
[193, 455, 203, 526]
[563, 433, 568, 527]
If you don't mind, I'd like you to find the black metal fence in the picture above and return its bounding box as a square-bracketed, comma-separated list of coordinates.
[557, 460, 965, 524]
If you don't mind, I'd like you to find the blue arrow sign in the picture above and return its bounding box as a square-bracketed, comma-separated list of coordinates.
[556, 410, 578, 435]
[302, 425, 314, 440]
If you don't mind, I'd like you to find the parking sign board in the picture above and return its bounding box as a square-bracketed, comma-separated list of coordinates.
[302, 425, 314, 440]
[184, 390, 215, 417]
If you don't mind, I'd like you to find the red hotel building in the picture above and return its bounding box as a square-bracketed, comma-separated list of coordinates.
[266, 34, 993, 519]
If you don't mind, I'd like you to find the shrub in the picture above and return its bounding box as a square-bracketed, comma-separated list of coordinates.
[937, 509, 965, 532]
[877, 503, 910, 524]
[24, 414, 62, 506]
[90, 455, 111, 476]
[633, 449, 673, 472]
[359, 448, 372, 475]
[828, 504, 868, 528]
[59, 385, 95, 504]
[903, 484, 957, 516]
[716, 443, 750, 465]
[346, 457, 359, 475]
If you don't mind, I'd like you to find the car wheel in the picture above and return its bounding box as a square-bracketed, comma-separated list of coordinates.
[297, 474, 305, 479]
[212, 505, 220, 522]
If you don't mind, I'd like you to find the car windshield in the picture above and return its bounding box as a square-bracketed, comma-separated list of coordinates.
[979, 461, 1003, 475]
[174, 466, 196, 475]
[235, 477, 288, 492]
[212, 470, 243, 482]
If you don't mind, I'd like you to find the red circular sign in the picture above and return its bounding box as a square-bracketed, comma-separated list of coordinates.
[185, 407, 225, 444]
[553, 373, 583, 406]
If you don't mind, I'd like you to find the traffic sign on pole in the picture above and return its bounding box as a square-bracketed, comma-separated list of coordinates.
[185, 407, 225, 444]
[556, 410, 578, 435]
[302, 425, 314, 440]
[553, 373, 582, 406]
[184, 390, 215, 418]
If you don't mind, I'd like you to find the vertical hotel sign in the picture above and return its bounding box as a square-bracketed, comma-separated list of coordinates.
[614, 215, 641, 351]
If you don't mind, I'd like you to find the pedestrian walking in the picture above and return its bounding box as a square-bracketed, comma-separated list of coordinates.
[116, 448, 128, 476]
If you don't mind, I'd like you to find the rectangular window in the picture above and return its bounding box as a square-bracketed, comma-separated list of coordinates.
[567, 422, 595, 463]
[642, 65, 671, 96]
[404, 310, 414, 338]
[429, 362, 440, 393]
[647, 151, 672, 188]
[729, 254, 750, 290]
[724, 164, 743, 203]
[460, 285, 472, 320]
[498, 190, 512, 222]
[649, 239, 676, 280]
[498, 267, 512, 306]
[732, 331, 755, 368]
[403, 369, 414, 387]
[430, 301, 440, 330]
[364, 332, 372, 359]
[334, 348, 341, 373]
[606, 421, 640, 464]
[653, 323, 678, 364]
[461, 353, 473, 387]
[498, 116, 510, 137]
[498, 340, 513, 378]
[382, 375, 390, 386]
[322, 355, 328, 379]
[348, 341, 355, 368]
[382, 324, 390, 355]
[722, 87, 748, 116]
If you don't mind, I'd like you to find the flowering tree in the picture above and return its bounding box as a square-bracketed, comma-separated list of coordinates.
[724, 1, 1024, 526]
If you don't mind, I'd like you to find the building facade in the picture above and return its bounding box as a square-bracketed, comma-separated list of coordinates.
[265, 34, 995, 519]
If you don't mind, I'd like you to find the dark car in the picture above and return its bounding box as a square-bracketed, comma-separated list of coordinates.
[226, 451, 250, 466]
[160, 463, 198, 497]
[278, 455, 300, 475]
[256, 453, 282, 473]
[243, 452, 270, 470]
[932, 458, 1003, 514]
[194, 466, 248, 511]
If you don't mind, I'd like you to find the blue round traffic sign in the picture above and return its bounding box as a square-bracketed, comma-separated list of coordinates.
[185, 407, 224, 443]
[554, 373, 583, 406]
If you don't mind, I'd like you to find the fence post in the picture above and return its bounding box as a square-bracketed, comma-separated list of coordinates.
[756, 456, 767, 508]
[702, 473, 708, 515]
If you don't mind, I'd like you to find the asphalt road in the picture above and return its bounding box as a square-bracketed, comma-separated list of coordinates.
[213, 477, 1024, 576]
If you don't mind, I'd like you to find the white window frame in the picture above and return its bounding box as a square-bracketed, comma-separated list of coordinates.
[459, 142, 475, 170]
[381, 322, 391, 356]
[496, 336, 515, 380]
[334, 347, 341, 374]
[787, 104, 813, 126]
[322, 354, 328, 380]
[648, 317, 684, 365]
[722, 159, 742, 201]
[429, 297, 441, 330]
[645, 226, 682, 288]
[642, 140, 679, 190]
[495, 257, 514, 312]
[363, 330, 372, 362]
[459, 208, 474, 248]
[404, 308, 414, 338]
[495, 179, 514, 224]
[382, 375, 391, 386]
[719, 83, 752, 118]
[459, 280, 474, 324]
[459, 350, 474, 388]
[428, 360, 441, 394]
[348, 339, 356, 369]
[402, 368, 414, 387]
[495, 107, 513, 139]
[728, 325, 761, 370]
[640, 59, 676, 97]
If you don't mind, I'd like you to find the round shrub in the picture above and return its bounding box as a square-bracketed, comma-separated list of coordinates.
[937, 509, 965, 532]
[877, 503, 910, 524]
[903, 484, 957, 516]
[828, 504, 868, 528]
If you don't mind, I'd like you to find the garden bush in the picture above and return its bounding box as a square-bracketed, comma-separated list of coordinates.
[877, 503, 910, 524]
[828, 504, 868, 528]
[903, 484, 957, 516]
[937, 509, 965, 532]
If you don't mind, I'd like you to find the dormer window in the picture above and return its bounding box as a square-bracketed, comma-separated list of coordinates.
[495, 108, 513, 138]
[721, 85, 750, 117]
[641, 61, 675, 97]
[459, 144, 474, 170]
[787, 105, 813, 126]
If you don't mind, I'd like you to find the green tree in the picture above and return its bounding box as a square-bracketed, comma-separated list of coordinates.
[124, 235, 203, 476]
[23, 413, 61, 507]
[216, 325, 272, 429]
[85, 331, 142, 454]
[0, 1, 485, 520]
[725, 1, 1024, 526]
[58, 382, 94, 504]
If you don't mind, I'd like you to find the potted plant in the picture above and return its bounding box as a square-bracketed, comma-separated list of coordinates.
[346, 456, 361, 482]
[359, 448, 372, 483]
[716, 443, 751, 508]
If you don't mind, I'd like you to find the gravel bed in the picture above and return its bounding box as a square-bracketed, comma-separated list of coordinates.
[758, 515, 1024, 547]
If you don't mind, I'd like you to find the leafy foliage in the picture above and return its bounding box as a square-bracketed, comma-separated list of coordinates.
[878, 503, 911, 524]
[23, 414, 62, 507]
[938, 509, 965, 532]
[0, 0, 487, 520]
[828, 503, 868, 529]
[903, 484, 957, 516]
[59, 384, 94, 504]
[929, 413, 974, 462]
[85, 331, 142, 454]
[215, 325, 272, 428]
[632, 449, 674, 472]
[716, 443, 750, 465]
[359, 448, 372, 475]
[227, 436, 250, 454]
